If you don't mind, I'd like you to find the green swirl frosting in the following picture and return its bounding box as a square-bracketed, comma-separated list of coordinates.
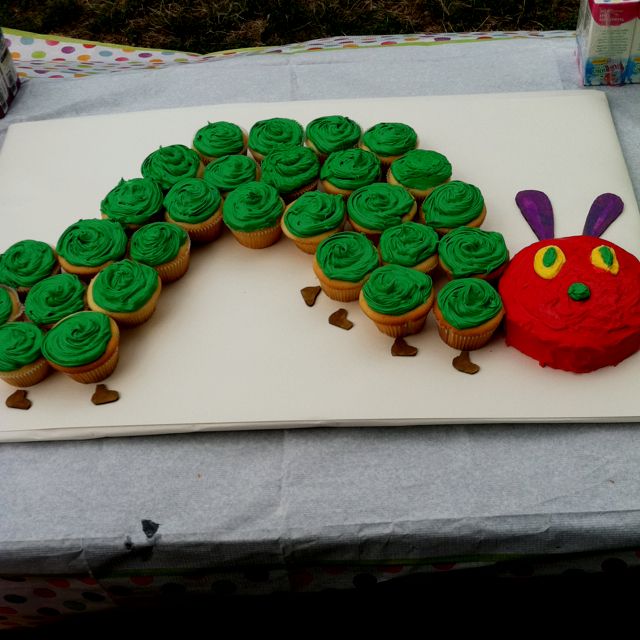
[42, 311, 112, 368]
[379, 222, 439, 267]
[362, 122, 417, 157]
[422, 181, 485, 229]
[24, 274, 85, 326]
[193, 121, 245, 157]
[348, 183, 415, 231]
[203, 155, 257, 192]
[305, 115, 361, 155]
[0, 287, 14, 325]
[141, 144, 202, 191]
[164, 178, 222, 224]
[437, 278, 503, 330]
[390, 150, 452, 190]
[130, 222, 188, 266]
[57, 219, 128, 268]
[362, 264, 433, 316]
[248, 118, 304, 156]
[100, 177, 164, 225]
[91, 260, 159, 313]
[438, 227, 508, 277]
[315, 231, 379, 282]
[222, 181, 284, 232]
[0, 322, 44, 371]
[283, 192, 345, 238]
[261, 147, 319, 194]
[0, 240, 56, 289]
[320, 149, 380, 190]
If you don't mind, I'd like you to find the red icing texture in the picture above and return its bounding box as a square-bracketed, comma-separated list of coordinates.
[498, 235, 640, 373]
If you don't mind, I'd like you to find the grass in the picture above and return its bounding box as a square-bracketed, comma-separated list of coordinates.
[1, 1, 580, 53]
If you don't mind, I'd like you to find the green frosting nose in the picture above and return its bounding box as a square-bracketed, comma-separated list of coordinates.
[568, 282, 590, 301]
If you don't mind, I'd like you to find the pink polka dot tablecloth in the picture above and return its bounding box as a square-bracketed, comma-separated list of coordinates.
[2, 28, 575, 80]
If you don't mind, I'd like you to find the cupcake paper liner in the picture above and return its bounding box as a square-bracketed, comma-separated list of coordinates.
[0, 357, 52, 387]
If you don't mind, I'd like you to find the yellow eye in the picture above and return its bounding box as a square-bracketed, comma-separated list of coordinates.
[591, 245, 619, 275]
[534, 245, 566, 279]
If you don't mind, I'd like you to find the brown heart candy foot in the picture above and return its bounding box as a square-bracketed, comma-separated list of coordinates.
[329, 308, 353, 330]
[391, 337, 418, 357]
[301, 286, 321, 307]
[92, 384, 120, 405]
[452, 350, 480, 375]
[6, 389, 32, 410]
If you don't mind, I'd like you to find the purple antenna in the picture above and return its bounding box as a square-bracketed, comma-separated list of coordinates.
[582, 193, 624, 237]
[515, 190, 554, 241]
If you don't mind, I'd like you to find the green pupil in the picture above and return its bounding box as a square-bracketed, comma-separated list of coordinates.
[599, 246, 614, 267]
[542, 246, 557, 268]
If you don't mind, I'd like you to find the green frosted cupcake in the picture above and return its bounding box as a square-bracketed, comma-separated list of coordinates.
[192, 121, 248, 164]
[100, 177, 164, 230]
[0, 240, 59, 295]
[223, 181, 285, 249]
[320, 148, 380, 198]
[0, 322, 50, 386]
[248, 118, 304, 162]
[387, 150, 452, 200]
[438, 226, 509, 280]
[164, 178, 223, 243]
[203, 155, 259, 196]
[88, 259, 161, 326]
[57, 219, 128, 279]
[24, 273, 86, 328]
[281, 191, 346, 254]
[305, 115, 361, 160]
[260, 146, 320, 203]
[312, 231, 379, 301]
[141, 144, 203, 191]
[130, 222, 191, 283]
[360, 122, 418, 167]
[347, 183, 417, 241]
[359, 264, 435, 337]
[421, 180, 486, 234]
[0, 285, 21, 326]
[378, 222, 439, 274]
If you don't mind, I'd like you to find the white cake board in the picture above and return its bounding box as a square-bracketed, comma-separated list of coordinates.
[0, 91, 639, 442]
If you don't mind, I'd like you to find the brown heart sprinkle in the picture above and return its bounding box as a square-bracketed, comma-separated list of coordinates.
[91, 384, 120, 406]
[301, 286, 321, 307]
[329, 308, 353, 330]
[452, 351, 480, 375]
[391, 337, 418, 357]
[6, 389, 32, 410]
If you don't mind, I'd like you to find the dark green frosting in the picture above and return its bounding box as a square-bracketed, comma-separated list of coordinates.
[42, 311, 112, 368]
[203, 155, 257, 192]
[141, 144, 202, 191]
[379, 222, 439, 267]
[91, 260, 159, 313]
[0, 240, 56, 289]
[437, 278, 503, 330]
[568, 282, 590, 301]
[130, 223, 188, 266]
[347, 183, 415, 231]
[248, 118, 304, 156]
[315, 231, 379, 282]
[283, 192, 345, 238]
[164, 178, 222, 224]
[222, 181, 284, 232]
[57, 219, 128, 268]
[320, 149, 380, 190]
[305, 115, 361, 155]
[362, 264, 433, 316]
[389, 150, 452, 190]
[193, 121, 245, 157]
[362, 122, 417, 157]
[422, 181, 485, 229]
[0, 322, 44, 371]
[24, 274, 85, 326]
[261, 147, 319, 195]
[100, 177, 164, 225]
[0, 287, 13, 325]
[438, 227, 508, 277]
